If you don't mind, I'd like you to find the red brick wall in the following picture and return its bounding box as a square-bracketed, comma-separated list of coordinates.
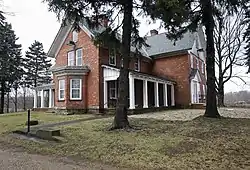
[152, 54, 191, 106]
[99, 47, 152, 74]
[54, 28, 100, 109]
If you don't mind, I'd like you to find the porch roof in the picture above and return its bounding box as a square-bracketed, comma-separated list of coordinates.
[35, 83, 55, 91]
[102, 65, 176, 85]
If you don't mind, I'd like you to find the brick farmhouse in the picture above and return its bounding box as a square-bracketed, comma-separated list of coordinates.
[34, 21, 207, 113]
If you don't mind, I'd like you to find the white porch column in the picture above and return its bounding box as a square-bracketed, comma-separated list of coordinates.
[143, 80, 148, 108]
[129, 74, 135, 109]
[104, 80, 108, 108]
[40, 90, 44, 108]
[164, 84, 168, 107]
[171, 84, 175, 106]
[49, 89, 53, 108]
[33, 90, 37, 108]
[154, 82, 159, 107]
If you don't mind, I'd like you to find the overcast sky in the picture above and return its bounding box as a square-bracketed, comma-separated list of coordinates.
[2, 0, 250, 93]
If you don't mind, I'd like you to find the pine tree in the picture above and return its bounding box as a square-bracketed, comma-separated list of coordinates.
[0, 21, 22, 114]
[25, 41, 52, 88]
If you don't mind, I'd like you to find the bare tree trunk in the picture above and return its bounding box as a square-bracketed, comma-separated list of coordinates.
[23, 87, 26, 111]
[202, 0, 220, 118]
[0, 81, 5, 114]
[217, 84, 225, 107]
[14, 87, 17, 112]
[113, 0, 133, 129]
[6, 91, 9, 113]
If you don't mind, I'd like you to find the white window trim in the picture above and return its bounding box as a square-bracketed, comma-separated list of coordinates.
[109, 81, 117, 99]
[76, 48, 83, 66]
[58, 79, 65, 101]
[135, 58, 140, 71]
[67, 51, 75, 66]
[73, 30, 78, 42]
[70, 79, 82, 100]
[109, 48, 116, 66]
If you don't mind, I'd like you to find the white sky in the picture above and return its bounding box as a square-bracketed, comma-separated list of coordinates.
[2, 0, 250, 93]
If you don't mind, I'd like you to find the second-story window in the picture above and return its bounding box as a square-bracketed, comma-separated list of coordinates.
[73, 30, 78, 42]
[109, 48, 116, 66]
[68, 51, 75, 66]
[76, 49, 83, 66]
[135, 58, 140, 71]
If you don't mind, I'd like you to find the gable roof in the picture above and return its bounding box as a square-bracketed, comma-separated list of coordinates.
[48, 19, 205, 60]
[145, 31, 196, 57]
[47, 20, 105, 58]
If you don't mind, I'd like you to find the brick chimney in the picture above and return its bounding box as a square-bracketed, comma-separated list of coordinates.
[150, 29, 158, 36]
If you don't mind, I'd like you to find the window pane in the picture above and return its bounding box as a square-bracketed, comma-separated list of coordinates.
[109, 49, 116, 65]
[73, 31, 78, 42]
[68, 51, 75, 66]
[72, 79, 80, 88]
[76, 49, 82, 66]
[59, 80, 65, 89]
[72, 89, 80, 98]
[59, 90, 65, 99]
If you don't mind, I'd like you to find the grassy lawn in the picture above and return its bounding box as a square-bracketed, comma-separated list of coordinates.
[1, 114, 249, 169]
[0, 111, 94, 134]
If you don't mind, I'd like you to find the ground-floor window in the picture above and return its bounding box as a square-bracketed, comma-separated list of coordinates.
[109, 81, 117, 99]
[58, 79, 65, 100]
[70, 79, 82, 100]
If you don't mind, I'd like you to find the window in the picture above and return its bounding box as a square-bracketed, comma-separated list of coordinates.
[76, 49, 83, 66]
[135, 58, 140, 71]
[70, 79, 82, 100]
[109, 48, 116, 66]
[68, 51, 75, 66]
[109, 81, 117, 99]
[72, 30, 78, 42]
[58, 79, 65, 100]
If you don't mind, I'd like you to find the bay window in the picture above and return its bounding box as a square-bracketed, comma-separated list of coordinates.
[70, 79, 82, 100]
[58, 79, 65, 100]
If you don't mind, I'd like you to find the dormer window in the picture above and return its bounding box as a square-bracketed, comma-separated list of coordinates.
[109, 48, 116, 66]
[135, 58, 140, 71]
[73, 30, 78, 42]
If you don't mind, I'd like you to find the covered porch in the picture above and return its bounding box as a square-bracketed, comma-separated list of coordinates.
[103, 66, 175, 109]
[33, 84, 55, 109]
